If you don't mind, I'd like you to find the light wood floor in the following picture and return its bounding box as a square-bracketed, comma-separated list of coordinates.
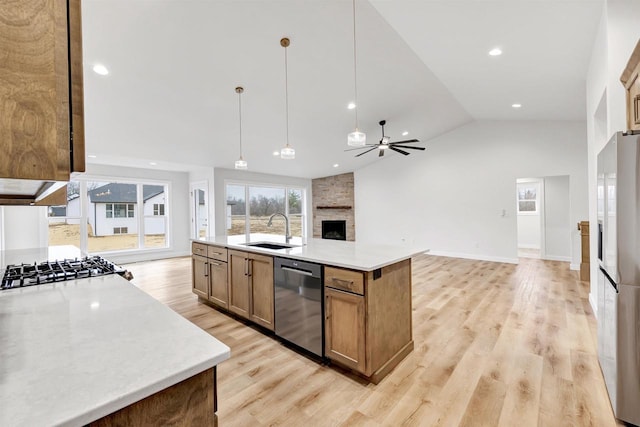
[126, 255, 621, 427]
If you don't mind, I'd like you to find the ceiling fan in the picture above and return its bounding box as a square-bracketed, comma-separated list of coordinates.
[346, 120, 425, 157]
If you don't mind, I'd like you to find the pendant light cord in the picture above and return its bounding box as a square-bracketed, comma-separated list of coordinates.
[238, 91, 243, 158]
[284, 44, 290, 147]
[352, 0, 359, 129]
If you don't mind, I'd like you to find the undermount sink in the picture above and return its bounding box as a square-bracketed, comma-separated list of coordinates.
[244, 242, 297, 250]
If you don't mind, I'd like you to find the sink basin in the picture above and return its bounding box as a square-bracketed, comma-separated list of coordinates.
[244, 242, 297, 250]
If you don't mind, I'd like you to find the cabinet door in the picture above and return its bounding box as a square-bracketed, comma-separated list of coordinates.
[228, 250, 250, 319]
[0, 0, 74, 180]
[325, 287, 366, 373]
[249, 253, 274, 331]
[208, 260, 228, 309]
[192, 255, 209, 298]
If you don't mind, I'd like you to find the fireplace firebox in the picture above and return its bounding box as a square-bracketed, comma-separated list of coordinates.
[321, 220, 346, 241]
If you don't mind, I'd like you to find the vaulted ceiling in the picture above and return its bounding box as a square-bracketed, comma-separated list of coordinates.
[82, 0, 603, 178]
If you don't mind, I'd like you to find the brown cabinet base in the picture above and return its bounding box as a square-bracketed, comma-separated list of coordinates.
[88, 367, 216, 426]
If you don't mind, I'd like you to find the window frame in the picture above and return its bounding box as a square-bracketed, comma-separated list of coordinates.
[517, 183, 540, 215]
[46, 176, 171, 255]
[224, 180, 307, 238]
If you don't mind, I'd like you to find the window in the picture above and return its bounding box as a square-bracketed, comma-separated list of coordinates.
[106, 203, 134, 218]
[47, 179, 169, 253]
[517, 184, 538, 214]
[225, 183, 306, 238]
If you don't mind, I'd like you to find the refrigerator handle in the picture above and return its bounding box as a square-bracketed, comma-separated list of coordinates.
[600, 267, 619, 293]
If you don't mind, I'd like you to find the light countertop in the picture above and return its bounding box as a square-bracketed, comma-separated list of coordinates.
[0, 273, 230, 426]
[195, 234, 427, 271]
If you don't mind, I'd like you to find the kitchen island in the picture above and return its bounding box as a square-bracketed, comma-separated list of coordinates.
[0, 246, 230, 426]
[192, 234, 425, 383]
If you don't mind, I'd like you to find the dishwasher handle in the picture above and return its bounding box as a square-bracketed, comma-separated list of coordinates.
[280, 266, 315, 277]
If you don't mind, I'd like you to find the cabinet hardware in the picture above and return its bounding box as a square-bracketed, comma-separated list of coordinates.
[248, 259, 253, 277]
[244, 258, 248, 276]
[204, 262, 208, 277]
[332, 278, 354, 286]
[210, 261, 221, 267]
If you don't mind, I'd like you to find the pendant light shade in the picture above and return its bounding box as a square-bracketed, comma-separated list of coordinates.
[280, 37, 295, 159]
[347, 0, 366, 147]
[234, 86, 248, 170]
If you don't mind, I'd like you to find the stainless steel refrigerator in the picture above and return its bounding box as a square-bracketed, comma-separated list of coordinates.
[597, 131, 640, 426]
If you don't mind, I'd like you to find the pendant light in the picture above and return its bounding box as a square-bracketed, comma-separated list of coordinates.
[234, 86, 247, 170]
[347, 0, 366, 147]
[280, 37, 295, 159]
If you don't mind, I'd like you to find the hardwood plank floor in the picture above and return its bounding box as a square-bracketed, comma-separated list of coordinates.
[125, 255, 622, 427]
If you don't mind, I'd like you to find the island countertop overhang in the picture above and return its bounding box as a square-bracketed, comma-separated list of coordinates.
[194, 234, 427, 271]
[0, 271, 230, 426]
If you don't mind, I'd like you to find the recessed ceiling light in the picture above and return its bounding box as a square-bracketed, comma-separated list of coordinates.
[488, 48, 502, 56]
[87, 154, 97, 159]
[512, 103, 522, 108]
[347, 102, 356, 110]
[273, 151, 280, 156]
[333, 163, 339, 168]
[93, 64, 109, 75]
[402, 131, 409, 136]
[149, 162, 157, 166]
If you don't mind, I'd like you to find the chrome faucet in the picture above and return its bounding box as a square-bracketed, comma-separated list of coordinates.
[267, 213, 291, 242]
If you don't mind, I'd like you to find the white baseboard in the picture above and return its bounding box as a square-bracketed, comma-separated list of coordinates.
[543, 255, 572, 262]
[428, 250, 519, 265]
[589, 292, 598, 318]
[569, 263, 580, 271]
[517, 244, 540, 249]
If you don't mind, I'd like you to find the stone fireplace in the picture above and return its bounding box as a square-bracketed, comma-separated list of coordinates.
[312, 173, 355, 241]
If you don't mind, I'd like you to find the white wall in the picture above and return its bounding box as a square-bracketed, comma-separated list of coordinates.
[544, 175, 571, 260]
[585, 0, 640, 314]
[2, 206, 48, 250]
[355, 120, 588, 265]
[213, 168, 312, 237]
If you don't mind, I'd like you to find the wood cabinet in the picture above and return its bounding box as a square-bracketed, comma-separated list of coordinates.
[621, 40, 640, 132]
[192, 243, 229, 309]
[227, 249, 274, 331]
[325, 287, 366, 373]
[0, 0, 85, 203]
[192, 255, 209, 299]
[324, 260, 414, 383]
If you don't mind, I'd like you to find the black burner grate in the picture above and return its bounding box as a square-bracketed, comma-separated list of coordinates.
[1, 256, 125, 290]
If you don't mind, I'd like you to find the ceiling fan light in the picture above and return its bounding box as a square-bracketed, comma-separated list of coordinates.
[347, 130, 366, 147]
[280, 145, 295, 159]
[234, 158, 247, 170]
[379, 144, 389, 150]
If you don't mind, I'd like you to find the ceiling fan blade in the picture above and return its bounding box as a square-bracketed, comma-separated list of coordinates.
[390, 146, 410, 156]
[391, 145, 426, 150]
[355, 147, 379, 157]
[389, 139, 420, 145]
[344, 145, 378, 152]
[379, 149, 385, 157]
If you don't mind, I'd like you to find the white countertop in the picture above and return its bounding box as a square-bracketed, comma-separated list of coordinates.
[195, 234, 427, 271]
[0, 273, 230, 427]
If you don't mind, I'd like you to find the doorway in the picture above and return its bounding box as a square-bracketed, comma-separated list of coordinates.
[190, 181, 209, 239]
[516, 176, 571, 261]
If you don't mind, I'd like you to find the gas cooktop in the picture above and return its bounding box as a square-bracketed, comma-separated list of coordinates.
[1, 256, 127, 290]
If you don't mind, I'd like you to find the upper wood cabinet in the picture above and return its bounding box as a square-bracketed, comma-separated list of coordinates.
[621, 40, 640, 132]
[0, 0, 85, 202]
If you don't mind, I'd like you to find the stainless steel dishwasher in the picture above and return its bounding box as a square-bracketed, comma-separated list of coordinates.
[274, 257, 323, 357]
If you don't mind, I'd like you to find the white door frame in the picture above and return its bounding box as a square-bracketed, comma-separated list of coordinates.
[190, 181, 209, 239]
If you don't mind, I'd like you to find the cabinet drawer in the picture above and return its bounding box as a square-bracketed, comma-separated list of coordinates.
[192, 242, 208, 257]
[324, 266, 364, 295]
[207, 246, 228, 262]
